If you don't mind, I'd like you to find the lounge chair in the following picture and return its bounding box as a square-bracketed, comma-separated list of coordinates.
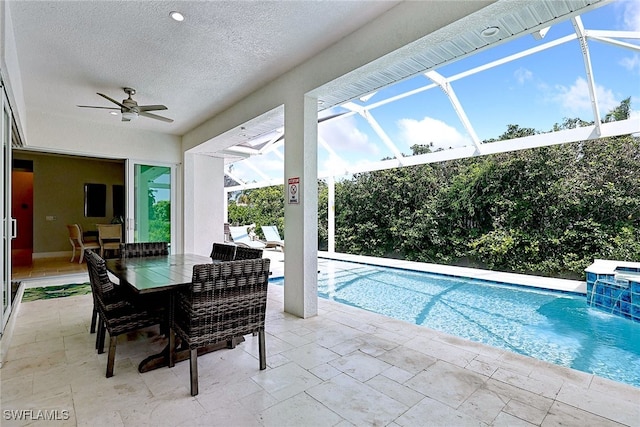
[228, 224, 266, 249]
[261, 225, 285, 252]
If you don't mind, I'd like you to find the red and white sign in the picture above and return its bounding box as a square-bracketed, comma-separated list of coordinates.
[288, 177, 300, 204]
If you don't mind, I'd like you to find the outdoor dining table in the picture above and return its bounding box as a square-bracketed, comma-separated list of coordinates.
[105, 253, 238, 373]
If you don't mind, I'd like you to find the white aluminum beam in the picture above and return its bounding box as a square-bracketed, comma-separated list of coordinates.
[242, 158, 271, 182]
[313, 119, 639, 179]
[225, 169, 246, 186]
[362, 109, 405, 162]
[225, 116, 639, 192]
[342, 101, 405, 163]
[588, 35, 640, 52]
[425, 70, 482, 153]
[572, 16, 602, 136]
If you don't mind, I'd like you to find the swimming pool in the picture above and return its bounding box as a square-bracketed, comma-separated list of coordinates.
[272, 259, 640, 388]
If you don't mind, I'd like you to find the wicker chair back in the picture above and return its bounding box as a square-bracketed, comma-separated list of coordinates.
[172, 258, 270, 395]
[233, 245, 263, 260]
[120, 242, 169, 258]
[209, 242, 236, 261]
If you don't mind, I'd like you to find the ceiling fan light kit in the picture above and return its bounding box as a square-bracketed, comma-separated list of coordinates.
[77, 87, 174, 123]
[121, 110, 137, 121]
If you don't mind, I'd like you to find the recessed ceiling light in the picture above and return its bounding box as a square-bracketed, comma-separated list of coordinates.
[169, 11, 185, 22]
[481, 26, 500, 37]
[109, 111, 118, 116]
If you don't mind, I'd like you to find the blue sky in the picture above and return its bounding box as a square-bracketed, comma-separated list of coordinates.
[230, 0, 640, 184]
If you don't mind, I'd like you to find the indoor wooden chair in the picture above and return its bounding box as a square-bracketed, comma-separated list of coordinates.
[97, 224, 122, 258]
[67, 223, 100, 264]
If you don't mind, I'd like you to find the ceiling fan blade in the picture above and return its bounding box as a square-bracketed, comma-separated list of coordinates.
[139, 111, 174, 123]
[138, 104, 168, 112]
[77, 105, 119, 110]
[97, 92, 130, 110]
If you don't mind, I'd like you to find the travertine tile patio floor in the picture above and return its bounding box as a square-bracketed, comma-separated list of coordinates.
[2, 272, 639, 427]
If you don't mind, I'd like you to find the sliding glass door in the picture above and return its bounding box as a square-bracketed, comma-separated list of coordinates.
[1, 90, 12, 332]
[126, 162, 175, 247]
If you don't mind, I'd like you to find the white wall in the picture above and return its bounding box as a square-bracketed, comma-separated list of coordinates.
[182, 152, 225, 256]
[23, 111, 181, 163]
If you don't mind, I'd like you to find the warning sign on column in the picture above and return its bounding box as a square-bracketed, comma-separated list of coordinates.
[288, 177, 300, 204]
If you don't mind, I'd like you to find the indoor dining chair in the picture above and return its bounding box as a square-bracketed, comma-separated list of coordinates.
[97, 224, 123, 258]
[67, 223, 100, 264]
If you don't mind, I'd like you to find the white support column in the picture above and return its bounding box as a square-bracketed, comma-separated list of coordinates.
[183, 152, 225, 256]
[328, 175, 335, 253]
[284, 95, 318, 318]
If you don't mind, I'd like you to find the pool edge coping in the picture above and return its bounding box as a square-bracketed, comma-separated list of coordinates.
[317, 252, 586, 295]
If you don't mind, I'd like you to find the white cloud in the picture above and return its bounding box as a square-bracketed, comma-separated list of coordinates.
[397, 116, 471, 151]
[620, 53, 640, 74]
[319, 153, 373, 177]
[319, 114, 378, 156]
[553, 76, 619, 117]
[622, 0, 640, 31]
[514, 67, 533, 85]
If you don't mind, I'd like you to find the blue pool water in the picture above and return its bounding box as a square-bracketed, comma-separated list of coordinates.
[272, 259, 640, 388]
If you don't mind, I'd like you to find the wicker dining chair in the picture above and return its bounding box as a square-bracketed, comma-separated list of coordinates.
[171, 258, 271, 396]
[85, 249, 161, 378]
[233, 245, 263, 260]
[120, 242, 169, 258]
[209, 242, 236, 261]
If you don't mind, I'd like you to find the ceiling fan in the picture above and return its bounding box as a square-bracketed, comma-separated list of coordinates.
[78, 87, 173, 123]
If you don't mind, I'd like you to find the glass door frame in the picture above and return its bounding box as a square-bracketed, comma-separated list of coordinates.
[1, 86, 13, 332]
[125, 160, 177, 248]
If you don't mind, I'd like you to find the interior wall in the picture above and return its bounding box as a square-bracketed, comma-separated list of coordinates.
[12, 151, 124, 256]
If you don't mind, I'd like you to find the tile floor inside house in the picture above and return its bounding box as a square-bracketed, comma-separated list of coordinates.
[3, 252, 640, 426]
[11, 256, 89, 280]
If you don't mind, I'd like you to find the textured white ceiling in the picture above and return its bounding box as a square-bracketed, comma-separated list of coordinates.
[8, 0, 607, 145]
[8, 0, 400, 136]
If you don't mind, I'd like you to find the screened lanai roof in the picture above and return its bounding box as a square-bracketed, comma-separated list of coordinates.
[222, 0, 640, 191]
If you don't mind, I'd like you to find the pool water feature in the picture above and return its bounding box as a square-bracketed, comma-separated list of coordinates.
[272, 259, 640, 388]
